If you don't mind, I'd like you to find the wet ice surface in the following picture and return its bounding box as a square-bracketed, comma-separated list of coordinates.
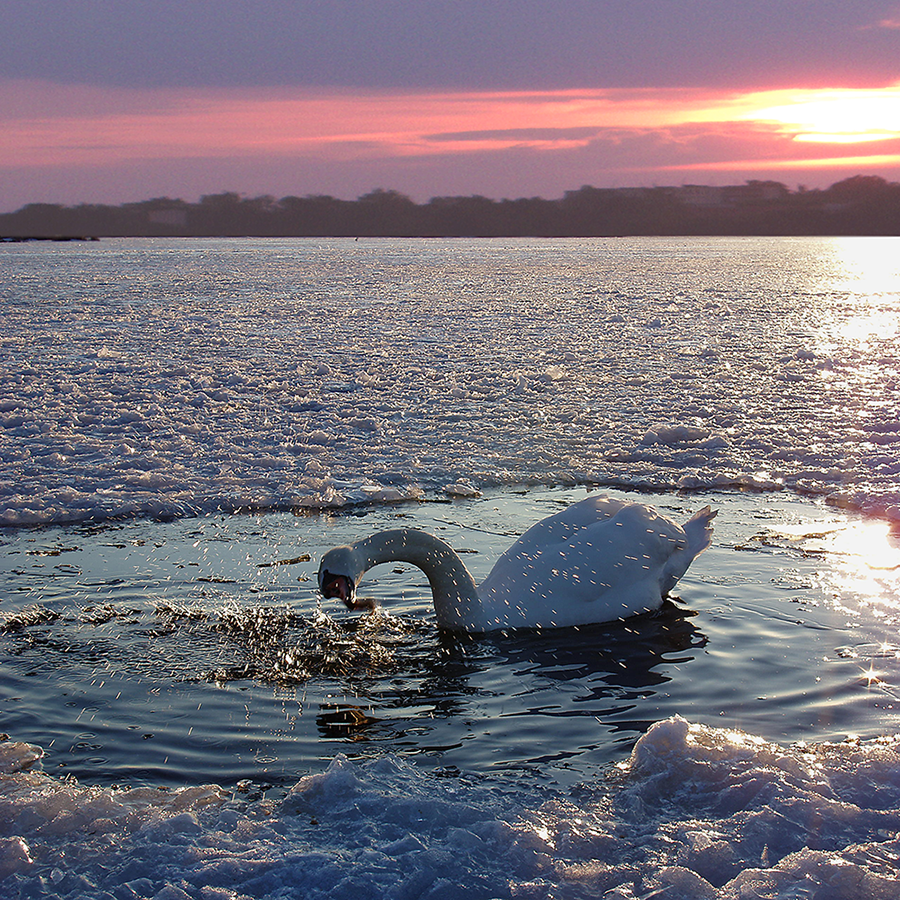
[2, 237, 900, 898]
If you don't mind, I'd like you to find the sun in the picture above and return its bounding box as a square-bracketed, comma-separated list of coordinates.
[741, 85, 900, 144]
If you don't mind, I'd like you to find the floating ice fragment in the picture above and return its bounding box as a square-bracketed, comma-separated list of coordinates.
[640, 424, 711, 445]
[444, 482, 482, 498]
[359, 482, 418, 502]
[543, 365, 566, 382]
[350, 417, 381, 433]
[281, 755, 360, 814]
[0, 837, 33, 878]
[0, 741, 44, 774]
[297, 486, 347, 509]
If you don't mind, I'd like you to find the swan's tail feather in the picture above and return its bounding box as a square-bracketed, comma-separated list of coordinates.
[683, 506, 717, 559]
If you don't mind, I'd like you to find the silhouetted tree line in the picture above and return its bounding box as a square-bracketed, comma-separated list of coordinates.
[3, 176, 899, 239]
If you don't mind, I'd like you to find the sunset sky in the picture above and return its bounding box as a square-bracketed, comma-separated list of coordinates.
[2, 0, 900, 211]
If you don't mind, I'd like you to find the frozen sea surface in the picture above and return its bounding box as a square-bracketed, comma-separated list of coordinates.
[2, 236, 899, 525]
[1, 237, 900, 898]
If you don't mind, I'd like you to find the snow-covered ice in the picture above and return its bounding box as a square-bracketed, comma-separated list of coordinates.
[3, 717, 900, 899]
[2, 237, 899, 527]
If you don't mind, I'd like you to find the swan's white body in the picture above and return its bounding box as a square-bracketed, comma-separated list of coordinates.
[318, 495, 716, 632]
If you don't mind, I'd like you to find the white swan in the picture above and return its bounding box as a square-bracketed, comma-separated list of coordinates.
[318, 495, 716, 632]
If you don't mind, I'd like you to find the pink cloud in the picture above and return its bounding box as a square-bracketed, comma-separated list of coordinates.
[0, 80, 753, 167]
[2, 79, 900, 209]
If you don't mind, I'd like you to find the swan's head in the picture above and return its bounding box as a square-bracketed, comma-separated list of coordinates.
[318, 546, 376, 612]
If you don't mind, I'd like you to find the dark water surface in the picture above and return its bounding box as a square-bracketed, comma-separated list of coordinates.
[3, 487, 898, 791]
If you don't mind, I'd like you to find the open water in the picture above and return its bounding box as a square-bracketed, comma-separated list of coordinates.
[1, 236, 900, 898]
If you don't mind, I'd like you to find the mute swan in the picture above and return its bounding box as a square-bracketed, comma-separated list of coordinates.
[318, 495, 716, 632]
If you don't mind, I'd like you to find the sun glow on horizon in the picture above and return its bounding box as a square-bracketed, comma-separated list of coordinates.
[739, 85, 900, 144]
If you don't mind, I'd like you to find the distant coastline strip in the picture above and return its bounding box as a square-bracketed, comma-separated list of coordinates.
[2, 176, 898, 238]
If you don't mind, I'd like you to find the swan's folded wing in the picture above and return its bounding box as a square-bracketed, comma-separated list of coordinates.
[478, 501, 688, 629]
[496, 495, 630, 557]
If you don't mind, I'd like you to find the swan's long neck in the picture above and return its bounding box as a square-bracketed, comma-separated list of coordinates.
[353, 529, 484, 630]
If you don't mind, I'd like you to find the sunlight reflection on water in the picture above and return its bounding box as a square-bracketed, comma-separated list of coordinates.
[812, 237, 899, 352]
[827, 521, 900, 623]
[830, 236, 900, 297]
[776, 518, 900, 616]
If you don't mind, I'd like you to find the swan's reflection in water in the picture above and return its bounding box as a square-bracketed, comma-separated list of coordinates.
[1, 591, 706, 788]
[202, 600, 707, 775]
[316, 704, 383, 739]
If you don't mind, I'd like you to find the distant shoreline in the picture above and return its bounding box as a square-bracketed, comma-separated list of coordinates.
[1, 235, 99, 243]
[2, 175, 898, 238]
